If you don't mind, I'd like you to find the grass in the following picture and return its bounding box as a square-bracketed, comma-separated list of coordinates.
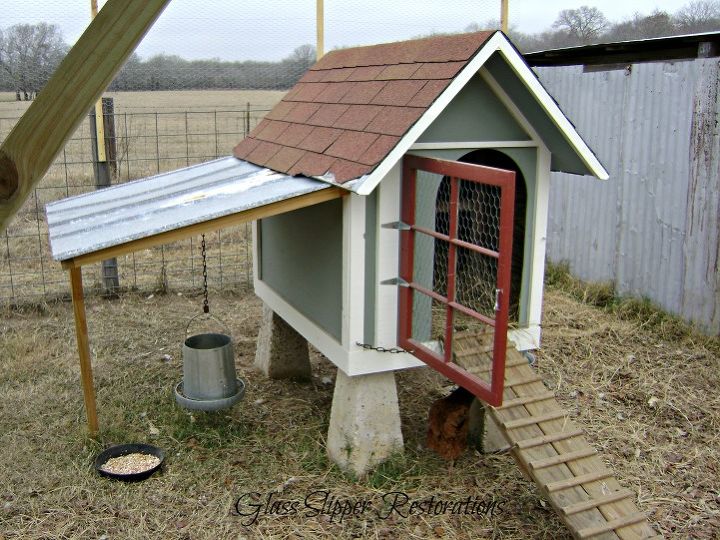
[0, 90, 286, 117]
[0, 279, 718, 539]
[545, 262, 718, 351]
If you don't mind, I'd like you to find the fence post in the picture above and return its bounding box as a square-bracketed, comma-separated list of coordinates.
[245, 102, 250, 136]
[89, 97, 120, 295]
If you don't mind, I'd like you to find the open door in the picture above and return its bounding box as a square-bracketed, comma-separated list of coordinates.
[398, 155, 515, 406]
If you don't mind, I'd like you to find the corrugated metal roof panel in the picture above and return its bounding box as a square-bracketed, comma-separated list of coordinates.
[46, 157, 329, 262]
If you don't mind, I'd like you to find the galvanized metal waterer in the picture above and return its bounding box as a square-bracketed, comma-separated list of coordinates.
[174, 234, 246, 411]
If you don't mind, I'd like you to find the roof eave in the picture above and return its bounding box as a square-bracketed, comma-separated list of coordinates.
[342, 31, 607, 195]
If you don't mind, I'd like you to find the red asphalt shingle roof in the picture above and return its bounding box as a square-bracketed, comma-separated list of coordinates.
[233, 31, 495, 184]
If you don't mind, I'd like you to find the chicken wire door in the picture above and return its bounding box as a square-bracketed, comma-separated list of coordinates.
[398, 155, 515, 406]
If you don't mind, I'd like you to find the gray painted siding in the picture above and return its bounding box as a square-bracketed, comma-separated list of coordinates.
[258, 199, 343, 339]
[536, 60, 720, 333]
[417, 74, 530, 143]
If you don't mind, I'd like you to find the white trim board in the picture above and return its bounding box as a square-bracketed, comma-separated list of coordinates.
[508, 325, 541, 351]
[254, 276, 425, 376]
[254, 278, 349, 371]
[410, 141, 538, 150]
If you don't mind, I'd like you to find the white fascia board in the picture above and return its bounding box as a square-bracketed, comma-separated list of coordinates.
[353, 32, 508, 196]
[494, 38, 609, 180]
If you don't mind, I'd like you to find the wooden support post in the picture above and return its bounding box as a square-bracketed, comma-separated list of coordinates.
[500, 0, 509, 33]
[0, 0, 172, 233]
[316, 0, 324, 60]
[69, 267, 99, 435]
[90, 97, 120, 294]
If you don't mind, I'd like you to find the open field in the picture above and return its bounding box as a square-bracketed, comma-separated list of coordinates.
[0, 278, 718, 539]
[0, 90, 286, 116]
[1, 90, 284, 303]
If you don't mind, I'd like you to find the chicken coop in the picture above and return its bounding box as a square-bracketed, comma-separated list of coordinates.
[234, 28, 607, 429]
[46, 30, 608, 469]
[41, 27, 663, 539]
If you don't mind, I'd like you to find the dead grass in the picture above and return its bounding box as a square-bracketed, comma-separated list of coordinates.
[0, 281, 718, 539]
[0, 90, 285, 117]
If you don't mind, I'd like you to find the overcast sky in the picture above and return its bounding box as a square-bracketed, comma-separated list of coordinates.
[1, 1, 701, 61]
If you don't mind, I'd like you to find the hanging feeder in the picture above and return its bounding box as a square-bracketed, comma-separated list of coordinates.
[174, 235, 246, 411]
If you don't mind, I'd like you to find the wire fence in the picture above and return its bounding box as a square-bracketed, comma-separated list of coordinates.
[0, 102, 274, 304]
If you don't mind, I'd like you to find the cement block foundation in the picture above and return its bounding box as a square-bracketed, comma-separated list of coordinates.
[254, 303, 311, 380]
[254, 306, 404, 476]
[326, 370, 404, 477]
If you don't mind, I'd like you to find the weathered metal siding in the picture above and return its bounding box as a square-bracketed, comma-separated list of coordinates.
[535, 59, 720, 334]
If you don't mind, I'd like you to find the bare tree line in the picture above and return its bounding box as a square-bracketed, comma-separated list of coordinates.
[483, 0, 720, 51]
[1, 1, 718, 100]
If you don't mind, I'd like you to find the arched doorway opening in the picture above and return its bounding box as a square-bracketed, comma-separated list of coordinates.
[434, 149, 527, 322]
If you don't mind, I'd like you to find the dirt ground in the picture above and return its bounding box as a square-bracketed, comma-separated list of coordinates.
[0, 283, 717, 539]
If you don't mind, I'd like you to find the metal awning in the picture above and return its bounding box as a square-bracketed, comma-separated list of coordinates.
[45, 156, 345, 436]
[46, 157, 342, 266]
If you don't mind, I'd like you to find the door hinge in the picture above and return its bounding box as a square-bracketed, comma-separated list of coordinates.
[381, 277, 409, 287]
[381, 221, 411, 231]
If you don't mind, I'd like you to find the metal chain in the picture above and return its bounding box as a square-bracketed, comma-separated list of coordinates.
[201, 234, 209, 314]
[355, 342, 414, 354]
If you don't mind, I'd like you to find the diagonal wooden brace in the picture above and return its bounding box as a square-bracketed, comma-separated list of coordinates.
[0, 0, 172, 232]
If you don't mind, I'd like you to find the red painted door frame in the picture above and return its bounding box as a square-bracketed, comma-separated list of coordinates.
[398, 154, 515, 406]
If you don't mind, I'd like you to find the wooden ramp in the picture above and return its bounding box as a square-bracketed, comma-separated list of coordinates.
[453, 331, 660, 540]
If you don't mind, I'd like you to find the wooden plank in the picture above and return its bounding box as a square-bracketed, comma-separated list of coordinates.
[528, 448, 597, 470]
[61, 187, 346, 268]
[577, 513, 649, 539]
[546, 470, 614, 492]
[494, 391, 556, 410]
[516, 428, 585, 450]
[456, 332, 657, 539]
[485, 359, 620, 538]
[562, 490, 634, 516]
[455, 345, 494, 357]
[69, 267, 98, 435]
[0, 0, 172, 233]
[499, 347, 656, 539]
[505, 374, 544, 387]
[457, 333, 626, 539]
[504, 410, 568, 430]
[465, 356, 528, 370]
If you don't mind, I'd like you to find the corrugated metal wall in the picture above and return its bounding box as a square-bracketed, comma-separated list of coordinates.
[535, 59, 720, 334]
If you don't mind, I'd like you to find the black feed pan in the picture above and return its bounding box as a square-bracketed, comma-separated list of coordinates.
[94, 443, 165, 482]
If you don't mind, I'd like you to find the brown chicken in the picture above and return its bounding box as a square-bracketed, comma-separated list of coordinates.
[426, 386, 476, 460]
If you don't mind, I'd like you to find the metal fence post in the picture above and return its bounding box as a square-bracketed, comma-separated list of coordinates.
[89, 97, 120, 294]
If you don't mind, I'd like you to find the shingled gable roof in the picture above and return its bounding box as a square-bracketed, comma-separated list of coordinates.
[233, 31, 608, 194]
[233, 31, 494, 182]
